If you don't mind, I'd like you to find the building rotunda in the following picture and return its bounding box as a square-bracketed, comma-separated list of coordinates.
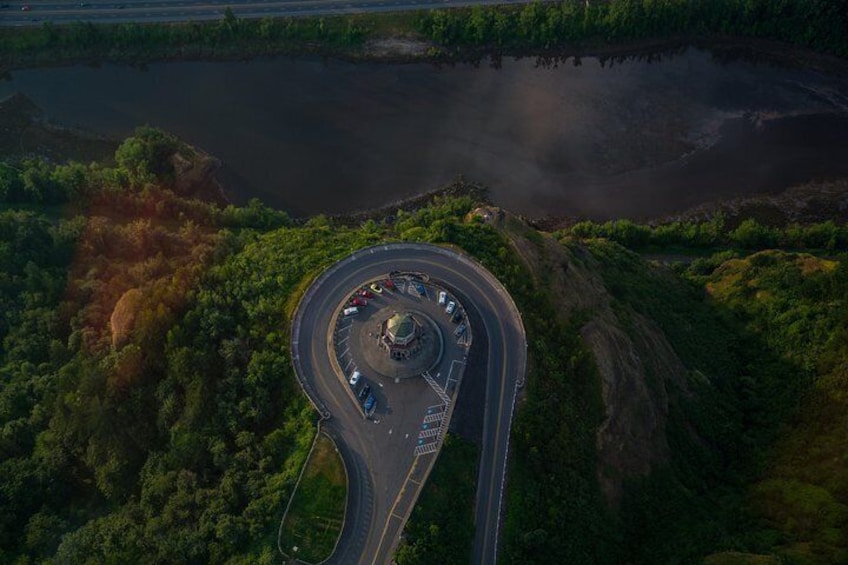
[381, 312, 423, 360]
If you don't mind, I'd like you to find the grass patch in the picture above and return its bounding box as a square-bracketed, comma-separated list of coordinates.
[278, 433, 347, 563]
[395, 433, 479, 564]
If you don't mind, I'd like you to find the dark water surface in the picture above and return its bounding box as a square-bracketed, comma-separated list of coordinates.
[3, 49, 848, 219]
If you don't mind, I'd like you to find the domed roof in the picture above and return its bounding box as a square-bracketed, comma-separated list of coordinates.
[387, 313, 416, 342]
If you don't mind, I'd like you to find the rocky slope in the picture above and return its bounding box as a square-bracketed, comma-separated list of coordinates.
[486, 208, 694, 507]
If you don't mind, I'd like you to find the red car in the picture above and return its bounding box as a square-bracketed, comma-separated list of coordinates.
[358, 289, 374, 298]
[351, 297, 367, 307]
[382, 279, 395, 290]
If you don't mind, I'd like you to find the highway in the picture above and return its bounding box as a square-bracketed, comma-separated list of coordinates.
[290, 243, 526, 564]
[1, 0, 536, 27]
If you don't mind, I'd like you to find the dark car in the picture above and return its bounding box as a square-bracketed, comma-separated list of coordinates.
[452, 309, 463, 323]
[364, 394, 376, 413]
[358, 384, 371, 401]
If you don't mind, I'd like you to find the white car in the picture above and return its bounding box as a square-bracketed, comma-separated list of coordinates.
[343, 306, 359, 316]
[349, 371, 361, 386]
[438, 291, 447, 305]
[446, 301, 456, 315]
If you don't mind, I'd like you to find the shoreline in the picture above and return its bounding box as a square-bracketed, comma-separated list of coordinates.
[3, 25, 848, 77]
[294, 178, 490, 227]
[4, 28, 848, 228]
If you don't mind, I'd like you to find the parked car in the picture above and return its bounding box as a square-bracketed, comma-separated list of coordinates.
[438, 291, 447, 305]
[445, 301, 456, 315]
[455, 323, 467, 336]
[382, 279, 395, 290]
[415, 282, 426, 295]
[359, 289, 374, 298]
[349, 371, 361, 386]
[364, 394, 376, 414]
[452, 309, 463, 323]
[343, 306, 359, 316]
[351, 297, 366, 307]
[358, 384, 371, 401]
[370, 283, 383, 294]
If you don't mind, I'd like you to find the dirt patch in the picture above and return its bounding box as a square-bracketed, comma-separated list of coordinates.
[364, 38, 433, 58]
[110, 288, 143, 350]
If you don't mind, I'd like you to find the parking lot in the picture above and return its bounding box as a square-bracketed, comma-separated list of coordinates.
[331, 275, 472, 459]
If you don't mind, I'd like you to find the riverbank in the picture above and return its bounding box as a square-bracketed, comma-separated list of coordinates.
[2, 0, 847, 73]
[0, 92, 116, 164]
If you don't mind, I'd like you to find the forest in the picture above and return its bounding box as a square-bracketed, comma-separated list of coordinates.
[2, 127, 847, 564]
[418, 0, 848, 56]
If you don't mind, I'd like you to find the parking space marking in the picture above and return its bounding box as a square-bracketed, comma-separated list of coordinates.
[344, 358, 354, 371]
[423, 412, 444, 424]
[414, 443, 439, 456]
[446, 359, 465, 388]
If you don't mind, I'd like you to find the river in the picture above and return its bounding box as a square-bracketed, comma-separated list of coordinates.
[2, 47, 848, 219]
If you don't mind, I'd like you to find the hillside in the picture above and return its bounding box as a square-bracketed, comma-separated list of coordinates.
[1, 129, 847, 563]
[400, 208, 848, 564]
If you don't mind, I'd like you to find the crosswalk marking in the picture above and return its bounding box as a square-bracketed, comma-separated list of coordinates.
[422, 371, 451, 404]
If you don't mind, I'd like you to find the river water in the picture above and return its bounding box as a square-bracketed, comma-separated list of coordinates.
[2, 48, 848, 219]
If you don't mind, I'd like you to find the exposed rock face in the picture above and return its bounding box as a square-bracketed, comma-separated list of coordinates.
[498, 211, 691, 507]
[169, 149, 227, 204]
[582, 311, 688, 506]
[110, 288, 143, 350]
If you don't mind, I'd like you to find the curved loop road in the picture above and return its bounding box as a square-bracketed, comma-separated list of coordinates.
[290, 242, 526, 564]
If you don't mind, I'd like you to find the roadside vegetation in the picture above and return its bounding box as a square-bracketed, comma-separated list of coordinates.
[395, 434, 479, 564]
[2, 0, 847, 69]
[278, 433, 347, 563]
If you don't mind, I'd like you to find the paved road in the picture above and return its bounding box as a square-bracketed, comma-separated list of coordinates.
[291, 243, 526, 564]
[1, 0, 537, 27]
